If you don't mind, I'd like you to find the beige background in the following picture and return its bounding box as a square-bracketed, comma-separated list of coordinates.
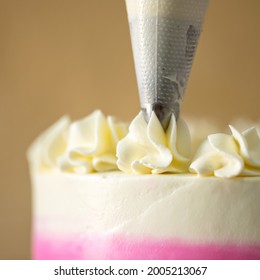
[0, 0, 260, 259]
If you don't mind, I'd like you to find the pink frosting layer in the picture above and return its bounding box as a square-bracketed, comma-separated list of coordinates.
[32, 233, 260, 260]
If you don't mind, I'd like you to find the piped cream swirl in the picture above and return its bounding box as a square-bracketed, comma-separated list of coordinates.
[28, 110, 128, 173]
[190, 125, 260, 178]
[117, 111, 191, 174]
[59, 110, 127, 173]
[28, 110, 260, 178]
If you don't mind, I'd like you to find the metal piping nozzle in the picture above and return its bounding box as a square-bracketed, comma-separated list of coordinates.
[125, 0, 209, 130]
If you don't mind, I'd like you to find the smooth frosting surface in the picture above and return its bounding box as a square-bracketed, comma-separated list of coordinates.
[117, 112, 191, 174]
[32, 172, 260, 244]
[190, 125, 260, 178]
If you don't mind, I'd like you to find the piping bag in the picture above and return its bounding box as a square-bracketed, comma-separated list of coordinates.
[125, 0, 209, 130]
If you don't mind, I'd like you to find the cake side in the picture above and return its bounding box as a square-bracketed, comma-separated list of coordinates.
[31, 171, 260, 260]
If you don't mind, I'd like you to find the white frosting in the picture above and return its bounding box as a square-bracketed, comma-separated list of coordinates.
[27, 115, 70, 170]
[33, 171, 260, 243]
[190, 125, 260, 178]
[29, 112, 260, 244]
[117, 112, 191, 174]
[59, 111, 127, 173]
[28, 110, 260, 179]
[125, 0, 205, 20]
[28, 110, 128, 173]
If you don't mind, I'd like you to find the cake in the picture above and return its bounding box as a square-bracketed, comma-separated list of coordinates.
[28, 110, 260, 260]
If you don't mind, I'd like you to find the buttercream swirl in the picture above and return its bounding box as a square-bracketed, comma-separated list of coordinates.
[190, 125, 260, 178]
[27, 115, 70, 170]
[116, 111, 191, 174]
[28, 110, 128, 173]
[28, 109, 260, 178]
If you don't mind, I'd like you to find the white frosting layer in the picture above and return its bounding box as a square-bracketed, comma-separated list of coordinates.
[125, 0, 205, 20]
[190, 125, 260, 178]
[117, 112, 191, 174]
[28, 111, 128, 173]
[32, 171, 260, 243]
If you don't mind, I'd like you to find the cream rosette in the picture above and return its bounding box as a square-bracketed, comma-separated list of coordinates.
[190, 125, 260, 178]
[27, 111, 128, 173]
[59, 111, 127, 173]
[117, 111, 191, 174]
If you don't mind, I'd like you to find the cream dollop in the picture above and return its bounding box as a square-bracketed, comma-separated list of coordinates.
[28, 110, 128, 173]
[190, 125, 260, 178]
[27, 115, 70, 170]
[117, 111, 191, 174]
[59, 110, 127, 173]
